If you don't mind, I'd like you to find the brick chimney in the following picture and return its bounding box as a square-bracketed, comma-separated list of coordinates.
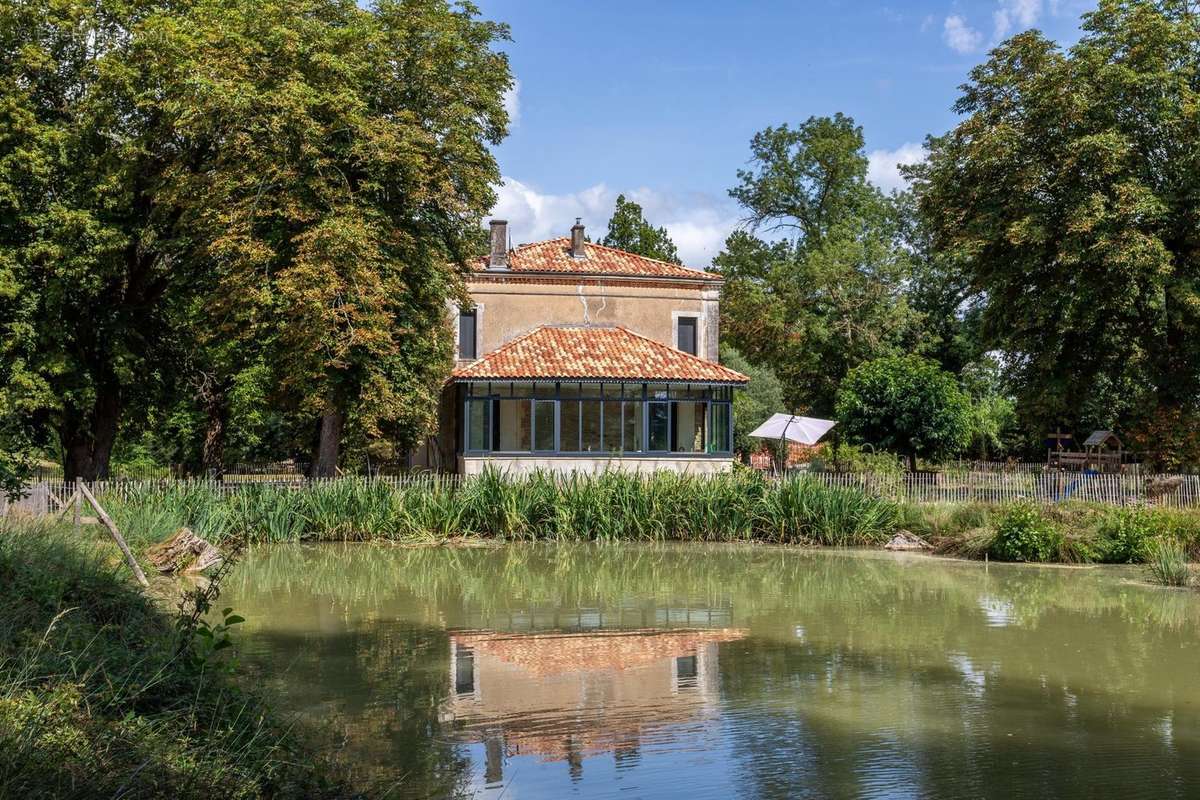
[488, 219, 508, 270]
[570, 218, 586, 259]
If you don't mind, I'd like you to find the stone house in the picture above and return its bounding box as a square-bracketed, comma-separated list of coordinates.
[422, 218, 748, 475]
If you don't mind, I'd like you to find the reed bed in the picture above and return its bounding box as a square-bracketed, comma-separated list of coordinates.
[97, 471, 900, 548]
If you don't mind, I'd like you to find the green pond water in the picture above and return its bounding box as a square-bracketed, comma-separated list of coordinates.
[221, 543, 1200, 799]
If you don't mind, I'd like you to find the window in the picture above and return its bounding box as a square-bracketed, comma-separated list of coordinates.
[561, 400, 581, 451]
[581, 401, 603, 452]
[648, 401, 670, 451]
[465, 398, 490, 451]
[602, 400, 621, 451]
[458, 308, 477, 360]
[455, 646, 476, 694]
[534, 400, 556, 451]
[709, 403, 731, 453]
[673, 401, 707, 453]
[623, 401, 644, 452]
[496, 399, 531, 451]
[677, 316, 698, 355]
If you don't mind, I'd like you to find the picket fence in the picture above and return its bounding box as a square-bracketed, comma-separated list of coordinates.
[805, 470, 1200, 508]
[5, 470, 1200, 518]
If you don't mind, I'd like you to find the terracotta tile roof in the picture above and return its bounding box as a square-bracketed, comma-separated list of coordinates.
[477, 238, 722, 282]
[452, 325, 749, 384]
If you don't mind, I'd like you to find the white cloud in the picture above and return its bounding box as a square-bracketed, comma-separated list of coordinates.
[993, 0, 1042, 40]
[489, 177, 739, 267]
[943, 15, 984, 54]
[502, 79, 520, 126]
[867, 142, 926, 193]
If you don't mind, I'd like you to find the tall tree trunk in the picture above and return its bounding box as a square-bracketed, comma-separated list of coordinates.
[60, 382, 121, 481]
[310, 406, 344, 478]
[194, 373, 227, 480]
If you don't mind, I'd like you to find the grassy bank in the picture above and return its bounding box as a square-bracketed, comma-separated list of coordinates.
[104, 470, 900, 548]
[0, 520, 344, 799]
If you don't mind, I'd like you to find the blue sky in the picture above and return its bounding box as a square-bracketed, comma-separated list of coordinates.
[476, 0, 1096, 265]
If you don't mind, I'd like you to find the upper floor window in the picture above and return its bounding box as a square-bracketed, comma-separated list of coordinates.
[677, 316, 698, 356]
[459, 308, 477, 360]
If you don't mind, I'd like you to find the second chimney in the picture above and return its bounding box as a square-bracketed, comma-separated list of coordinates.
[570, 218, 586, 259]
[488, 219, 508, 270]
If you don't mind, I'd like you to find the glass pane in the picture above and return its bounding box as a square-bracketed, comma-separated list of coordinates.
[492, 382, 512, 398]
[458, 310, 476, 359]
[581, 400, 602, 452]
[560, 400, 581, 452]
[648, 383, 669, 400]
[648, 402, 669, 451]
[626, 383, 645, 401]
[623, 401, 644, 453]
[673, 401, 706, 453]
[603, 383, 622, 399]
[466, 399, 490, 451]
[677, 317, 697, 355]
[511, 382, 533, 397]
[534, 382, 557, 398]
[709, 403, 731, 453]
[496, 399, 531, 451]
[559, 382, 581, 399]
[602, 400, 621, 452]
[534, 401, 556, 451]
[580, 382, 603, 397]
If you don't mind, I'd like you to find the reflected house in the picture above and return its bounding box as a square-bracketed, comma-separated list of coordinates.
[443, 620, 746, 780]
[414, 219, 749, 475]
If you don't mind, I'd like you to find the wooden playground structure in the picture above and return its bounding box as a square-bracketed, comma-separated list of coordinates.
[1047, 429, 1125, 473]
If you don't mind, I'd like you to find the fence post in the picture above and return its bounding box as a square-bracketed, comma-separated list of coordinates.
[73, 476, 81, 535]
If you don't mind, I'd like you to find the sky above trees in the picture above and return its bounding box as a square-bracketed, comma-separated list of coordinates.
[477, 0, 1097, 265]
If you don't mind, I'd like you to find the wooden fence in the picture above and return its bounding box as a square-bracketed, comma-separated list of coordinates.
[805, 471, 1200, 507]
[5, 470, 1200, 518]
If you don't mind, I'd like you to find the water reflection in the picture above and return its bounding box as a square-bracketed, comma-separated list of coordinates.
[222, 544, 1200, 799]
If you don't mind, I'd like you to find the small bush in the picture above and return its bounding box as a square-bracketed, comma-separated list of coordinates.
[1146, 539, 1192, 587]
[989, 503, 1062, 562]
[1097, 508, 1155, 563]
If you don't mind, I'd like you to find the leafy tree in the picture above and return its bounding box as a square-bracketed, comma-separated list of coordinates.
[716, 115, 921, 415]
[908, 1, 1200, 435]
[835, 355, 970, 470]
[0, 0, 512, 478]
[601, 195, 681, 263]
[959, 358, 1020, 461]
[720, 345, 785, 460]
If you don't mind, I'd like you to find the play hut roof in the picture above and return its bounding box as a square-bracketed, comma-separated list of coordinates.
[1083, 430, 1122, 448]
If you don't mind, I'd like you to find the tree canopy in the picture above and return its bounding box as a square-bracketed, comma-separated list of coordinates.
[716, 114, 921, 415]
[0, 0, 512, 478]
[601, 194, 681, 264]
[835, 355, 971, 469]
[909, 0, 1200, 435]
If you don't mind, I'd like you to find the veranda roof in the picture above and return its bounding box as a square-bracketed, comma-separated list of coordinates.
[451, 325, 749, 384]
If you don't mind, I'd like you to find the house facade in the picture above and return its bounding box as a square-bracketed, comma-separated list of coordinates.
[427, 219, 748, 476]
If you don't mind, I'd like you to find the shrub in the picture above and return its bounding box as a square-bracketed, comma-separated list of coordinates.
[1146, 539, 1192, 587]
[989, 503, 1062, 562]
[1097, 508, 1155, 563]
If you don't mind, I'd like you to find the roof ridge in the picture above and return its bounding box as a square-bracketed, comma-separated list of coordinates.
[583, 239, 715, 276]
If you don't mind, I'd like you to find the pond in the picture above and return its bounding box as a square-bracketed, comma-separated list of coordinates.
[221, 544, 1200, 799]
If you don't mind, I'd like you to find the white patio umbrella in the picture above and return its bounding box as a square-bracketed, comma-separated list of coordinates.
[747, 413, 837, 474]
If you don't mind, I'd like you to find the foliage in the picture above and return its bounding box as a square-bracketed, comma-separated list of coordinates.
[1097, 508, 1155, 564]
[989, 503, 1063, 562]
[807, 442, 905, 475]
[835, 355, 971, 468]
[720, 345, 786, 459]
[0, 0, 512, 479]
[1145, 538, 1191, 587]
[100, 472, 898, 547]
[1126, 405, 1200, 473]
[601, 194, 681, 263]
[909, 1, 1200, 434]
[716, 114, 921, 414]
[0, 523, 343, 798]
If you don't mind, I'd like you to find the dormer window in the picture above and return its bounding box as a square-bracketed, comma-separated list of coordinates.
[459, 308, 477, 360]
